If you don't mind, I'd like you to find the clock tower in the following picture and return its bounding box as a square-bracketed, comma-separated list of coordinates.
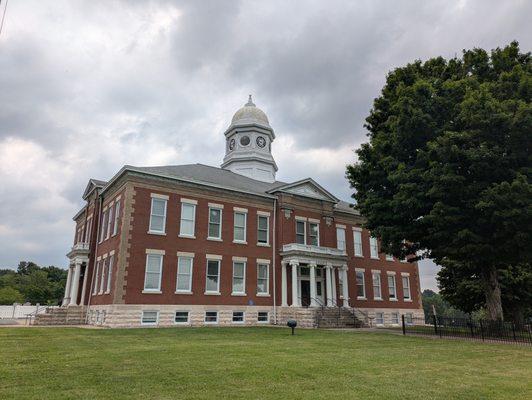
[221, 96, 278, 183]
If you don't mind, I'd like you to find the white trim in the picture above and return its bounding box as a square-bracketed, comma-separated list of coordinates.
[179, 234, 196, 239]
[257, 214, 270, 246]
[176, 255, 194, 294]
[308, 217, 320, 223]
[256, 262, 270, 296]
[180, 198, 197, 205]
[177, 251, 195, 258]
[352, 226, 362, 231]
[257, 210, 271, 217]
[146, 249, 165, 255]
[179, 202, 196, 238]
[231, 311, 246, 324]
[371, 269, 381, 273]
[102, 253, 108, 259]
[151, 193, 169, 200]
[205, 259, 221, 294]
[387, 271, 397, 275]
[257, 311, 270, 323]
[141, 310, 159, 326]
[257, 258, 271, 264]
[142, 290, 162, 294]
[96, 256, 102, 261]
[336, 223, 346, 229]
[208, 202, 224, 209]
[295, 216, 307, 221]
[206, 254, 222, 260]
[174, 310, 190, 325]
[207, 206, 223, 240]
[231, 260, 247, 295]
[115, 195, 122, 201]
[143, 253, 163, 292]
[109, 250, 115, 256]
[233, 206, 248, 213]
[204, 311, 219, 324]
[232, 256, 248, 262]
[233, 210, 247, 243]
[149, 197, 167, 234]
[401, 272, 411, 277]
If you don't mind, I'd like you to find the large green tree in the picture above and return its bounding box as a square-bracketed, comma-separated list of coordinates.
[346, 42, 531, 320]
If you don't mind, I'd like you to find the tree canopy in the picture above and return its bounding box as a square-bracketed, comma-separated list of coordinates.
[346, 42, 531, 320]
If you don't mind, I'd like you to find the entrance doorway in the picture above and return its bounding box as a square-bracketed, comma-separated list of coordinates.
[300, 280, 311, 307]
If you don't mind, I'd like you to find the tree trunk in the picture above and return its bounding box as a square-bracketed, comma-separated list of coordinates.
[482, 265, 504, 321]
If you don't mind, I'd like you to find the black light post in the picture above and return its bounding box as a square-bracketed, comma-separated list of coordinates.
[287, 319, 297, 335]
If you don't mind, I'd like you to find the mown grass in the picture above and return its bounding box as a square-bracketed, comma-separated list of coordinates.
[0, 327, 530, 399]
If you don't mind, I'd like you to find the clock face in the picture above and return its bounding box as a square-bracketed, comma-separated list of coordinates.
[229, 138, 235, 150]
[240, 135, 250, 146]
[256, 136, 266, 148]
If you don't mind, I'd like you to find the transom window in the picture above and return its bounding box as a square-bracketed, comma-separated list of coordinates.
[232, 311, 245, 323]
[309, 222, 319, 246]
[336, 227, 346, 251]
[180, 203, 196, 237]
[234, 211, 247, 242]
[257, 215, 269, 245]
[205, 259, 220, 293]
[149, 197, 167, 233]
[144, 253, 163, 292]
[176, 256, 193, 293]
[402, 276, 411, 300]
[356, 270, 366, 299]
[372, 272, 382, 299]
[208, 208, 222, 239]
[388, 274, 397, 300]
[141, 310, 159, 325]
[296, 221, 306, 244]
[353, 230, 363, 256]
[232, 261, 246, 295]
[257, 264, 269, 295]
[174, 311, 189, 324]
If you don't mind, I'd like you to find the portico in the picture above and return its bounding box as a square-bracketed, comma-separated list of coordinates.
[63, 243, 90, 306]
[280, 243, 349, 308]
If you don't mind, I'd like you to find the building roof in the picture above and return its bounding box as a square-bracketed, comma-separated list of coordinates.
[231, 95, 270, 128]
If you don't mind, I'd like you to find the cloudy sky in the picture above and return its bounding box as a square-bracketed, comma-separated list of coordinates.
[0, 0, 530, 290]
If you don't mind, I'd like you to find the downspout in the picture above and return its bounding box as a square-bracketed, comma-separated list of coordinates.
[272, 197, 277, 324]
[85, 192, 103, 324]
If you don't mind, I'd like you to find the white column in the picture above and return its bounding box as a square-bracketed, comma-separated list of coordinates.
[281, 261, 288, 307]
[69, 262, 81, 306]
[290, 261, 300, 307]
[331, 266, 337, 305]
[62, 266, 73, 306]
[325, 263, 333, 307]
[309, 263, 317, 307]
[79, 264, 88, 306]
[342, 265, 349, 307]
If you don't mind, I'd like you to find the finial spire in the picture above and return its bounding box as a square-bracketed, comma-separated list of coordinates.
[246, 94, 255, 106]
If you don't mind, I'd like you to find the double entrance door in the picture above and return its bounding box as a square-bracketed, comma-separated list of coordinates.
[299, 266, 324, 307]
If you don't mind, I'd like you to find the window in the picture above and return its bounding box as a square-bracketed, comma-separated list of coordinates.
[174, 311, 189, 324]
[338, 271, 344, 298]
[257, 311, 269, 323]
[356, 270, 366, 299]
[369, 237, 379, 259]
[391, 312, 399, 325]
[372, 271, 382, 299]
[232, 261, 246, 295]
[112, 201, 120, 236]
[141, 310, 159, 325]
[296, 220, 306, 244]
[205, 311, 218, 324]
[144, 253, 163, 292]
[405, 313, 413, 325]
[180, 203, 196, 237]
[86, 217, 92, 243]
[208, 207, 222, 239]
[233, 211, 247, 242]
[99, 210, 108, 243]
[336, 227, 346, 251]
[106, 255, 113, 293]
[386, 254, 394, 261]
[402, 275, 411, 300]
[257, 215, 269, 245]
[93, 261, 101, 295]
[375, 312, 384, 325]
[205, 259, 220, 293]
[149, 197, 167, 233]
[232, 311, 244, 323]
[106, 204, 113, 239]
[309, 222, 319, 246]
[388, 274, 396, 300]
[99, 258, 107, 294]
[176, 256, 193, 293]
[353, 230, 363, 256]
[257, 264, 269, 295]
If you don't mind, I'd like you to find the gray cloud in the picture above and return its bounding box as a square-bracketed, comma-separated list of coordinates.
[0, 0, 530, 291]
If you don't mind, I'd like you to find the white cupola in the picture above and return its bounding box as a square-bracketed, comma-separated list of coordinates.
[221, 95, 277, 182]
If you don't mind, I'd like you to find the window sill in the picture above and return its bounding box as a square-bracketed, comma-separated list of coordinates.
[257, 242, 270, 247]
[175, 291, 193, 295]
[148, 231, 166, 236]
[179, 234, 196, 239]
[357, 296, 367, 300]
[204, 291, 221, 295]
[207, 237, 223, 242]
[374, 297, 383, 301]
[204, 321, 219, 325]
[104, 291, 110, 295]
[404, 299, 413, 302]
[174, 322, 191, 325]
[370, 256, 380, 260]
[142, 290, 162, 294]
[389, 298, 398, 301]
[354, 255, 364, 258]
[256, 293, 270, 297]
[231, 292, 247, 296]
[233, 240, 247, 245]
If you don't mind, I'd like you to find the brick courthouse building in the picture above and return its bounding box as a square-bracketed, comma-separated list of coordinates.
[62, 97, 423, 328]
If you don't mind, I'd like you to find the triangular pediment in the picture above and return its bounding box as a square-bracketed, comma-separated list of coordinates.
[268, 178, 339, 203]
[82, 179, 106, 200]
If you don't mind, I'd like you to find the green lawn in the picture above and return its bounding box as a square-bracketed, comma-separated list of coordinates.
[0, 327, 531, 399]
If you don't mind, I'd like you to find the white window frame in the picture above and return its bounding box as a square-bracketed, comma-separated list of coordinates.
[208, 206, 223, 240]
[353, 229, 363, 257]
[174, 311, 190, 325]
[112, 200, 120, 236]
[257, 262, 269, 296]
[204, 311, 218, 324]
[356, 269, 366, 299]
[336, 227, 346, 251]
[375, 312, 384, 326]
[233, 210, 247, 243]
[232, 311, 245, 324]
[86, 216, 92, 243]
[93, 260, 101, 295]
[309, 221, 320, 246]
[372, 271, 382, 300]
[176, 254, 194, 294]
[391, 312, 399, 325]
[106, 204, 113, 240]
[141, 310, 159, 326]
[205, 258, 221, 294]
[295, 220, 306, 245]
[232, 260, 246, 295]
[99, 257, 107, 295]
[402, 274, 412, 301]
[179, 200, 196, 238]
[387, 273, 397, 300]
[99, 209, 107, 243]
[386, 254, 394, 261]
[257, 214, 270, 246]
[149, 195, 168, 235]
[105, 253, 114, 294]
[143, 251, 164, 293]
[369, 237, 379, 259]
[257, 311, 269, 323]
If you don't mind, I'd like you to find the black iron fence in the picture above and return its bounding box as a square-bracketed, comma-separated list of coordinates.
[402, 315, 532, 345]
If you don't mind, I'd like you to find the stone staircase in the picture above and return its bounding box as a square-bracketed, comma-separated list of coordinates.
[33, 306, 86, 325]
[316, 306, 368, 328]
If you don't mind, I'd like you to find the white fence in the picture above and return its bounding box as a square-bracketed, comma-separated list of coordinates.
[0, 304, 52, 319]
